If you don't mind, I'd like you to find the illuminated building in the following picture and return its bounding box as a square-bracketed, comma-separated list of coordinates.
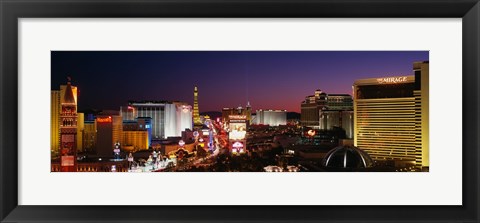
[319, 110, 354, 139]
[122, 117, 152, 151]
[324, 94, 354, 110]
[174, 102, 193, 135]
[59, 78, 77, 172]
[136, 117, 152, 146]
[76, 113, 84, 152]
[83, 120, 96, 152]
[301, 89, 326, 127]
[50, 90, 61, 154]
[122, 131, 149, 152]
[120, 101, 193, 139]
[255, 109, 287, 126]
[222, 102, 252, 125]
[51, 160, 130, 172]
[193, 86, 202, 127]
[52, 82, 80, 155]
[60, 84, 78, 105]
[96, 115, 123, 157]
[301, 89, 353, 128]
[353, 61, 429, 170]
[228, 115, 247, 154]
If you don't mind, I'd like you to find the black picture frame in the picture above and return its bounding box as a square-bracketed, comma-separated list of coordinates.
[1, 0, 479, 222]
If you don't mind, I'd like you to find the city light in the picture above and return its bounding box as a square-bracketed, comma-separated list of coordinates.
[51, 52, 429, 172]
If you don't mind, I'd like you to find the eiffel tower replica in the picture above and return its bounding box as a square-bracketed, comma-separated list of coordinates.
[193, 86, 203, 129]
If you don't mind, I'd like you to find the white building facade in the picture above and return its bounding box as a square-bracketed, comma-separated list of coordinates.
[255, 109, 287, 126]
[120, 101, 193, 139]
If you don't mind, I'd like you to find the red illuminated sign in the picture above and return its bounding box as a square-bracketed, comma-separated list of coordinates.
[97, 116, 112, 123]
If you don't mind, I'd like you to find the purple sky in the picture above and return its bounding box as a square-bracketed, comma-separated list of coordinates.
[51, 51, 428, 113]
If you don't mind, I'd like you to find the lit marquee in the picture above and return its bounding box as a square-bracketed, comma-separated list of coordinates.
[376, 76, 408, 84]
[97, 116, 112, 123]
[229, 115, 247, 120]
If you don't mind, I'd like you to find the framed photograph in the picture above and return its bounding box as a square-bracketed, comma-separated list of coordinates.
[1, 0, 479, 222]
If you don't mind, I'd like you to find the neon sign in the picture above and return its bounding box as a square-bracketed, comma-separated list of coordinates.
[232, 141, 244, 148]
[97, 116, 112, 123]
[229, 115, 246, 120]
[376, 76, 408, 84]
[229, 130, 246, 140]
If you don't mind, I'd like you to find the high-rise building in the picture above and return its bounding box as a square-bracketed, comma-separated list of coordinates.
[174, 102, 193, 134]
[228, 115, 247, 154]
[76, 113, 84, 152]
[50, 90, 61, 154]
[319, 110, 354, 139]
[414, 61, 429, 170]
[222, 103, 252, 125]
[120, 101, 193, 139]
[301, 90, 353, 128]
[96, 115, 123, 157]
[83, 120, 96, 152]
[301, 89, 327, 127]
[122, 131, 149, 152]
[353, 61, 429, 170]
[193, 86, 202, 127]
[59, 78, 78, 172]
[255, 109, 287, 126]
[246, 101, 252, 124]
[123, 117, 152, 150]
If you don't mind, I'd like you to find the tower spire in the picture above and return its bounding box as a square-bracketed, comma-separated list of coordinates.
[193, 86, 202, 127]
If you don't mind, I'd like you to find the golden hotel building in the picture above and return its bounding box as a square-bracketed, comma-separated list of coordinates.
[353, 61, 429, 170]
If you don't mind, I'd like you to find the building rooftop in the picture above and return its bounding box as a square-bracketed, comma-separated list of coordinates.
[321, 145, 374, 169]
[128, 100, 172, 104]
[63, 81, 76, 104]
[353, 75, 415, 86]
[328, 94, 352, 97]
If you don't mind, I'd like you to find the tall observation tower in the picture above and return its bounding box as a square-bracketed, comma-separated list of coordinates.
[193, 86, 202, 128]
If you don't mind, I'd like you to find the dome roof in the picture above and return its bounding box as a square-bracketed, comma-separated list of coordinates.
[322, 145, 374, 169]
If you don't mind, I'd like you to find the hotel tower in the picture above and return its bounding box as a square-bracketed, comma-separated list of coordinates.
[353, 61, 429, 171]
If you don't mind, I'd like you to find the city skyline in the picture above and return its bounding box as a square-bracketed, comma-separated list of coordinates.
[51, 51, 429, 113]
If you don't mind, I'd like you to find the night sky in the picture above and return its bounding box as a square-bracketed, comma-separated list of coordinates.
[51, 51, 428, 113]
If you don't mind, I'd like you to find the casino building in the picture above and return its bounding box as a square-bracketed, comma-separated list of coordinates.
[50, 90, 61, 154]
[319, 110, 354, 139]
[59, 78, 78, 171]
[51, 83, 85, 154]
[300, 90, 354, 139]
[222, 102, 252, 125]
[228, 115, 247, 154]
[120, 101, 193, 139]
[353, 61, 429, 170]
[122, 117, 152, 151]
[96, 115, 123, 157]
[301, 90, 353, 128]
[254, 109, 287, 126]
